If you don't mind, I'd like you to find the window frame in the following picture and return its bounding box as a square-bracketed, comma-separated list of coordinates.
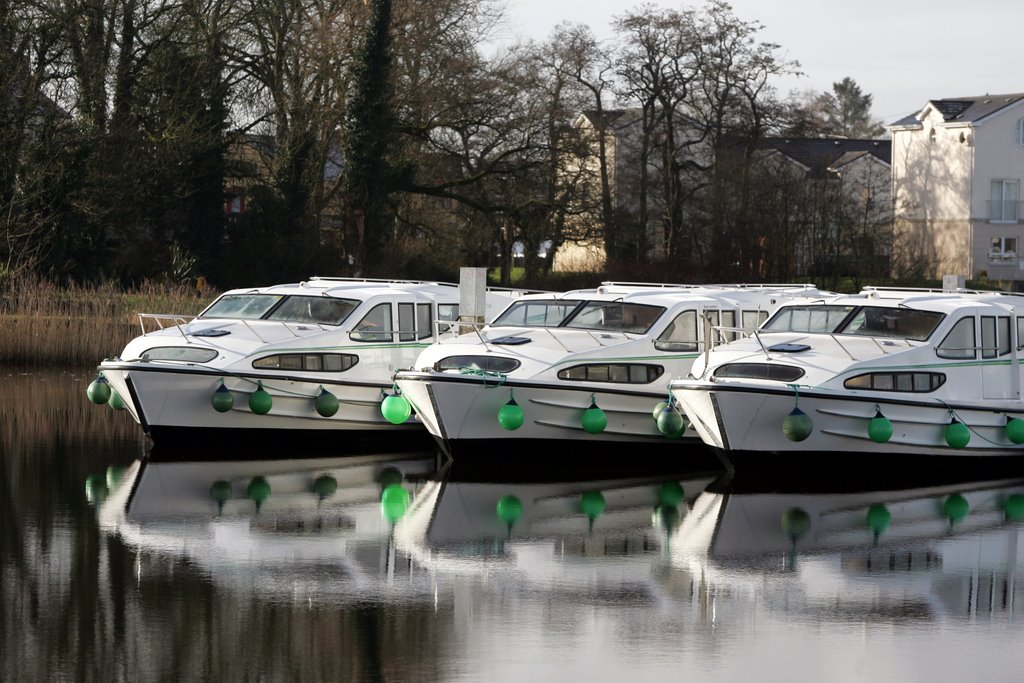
[936, 317, 977, 359]
[556, 363, 665, 385]
[989, 179, 1020, 223]
[843, 371, 946, 393]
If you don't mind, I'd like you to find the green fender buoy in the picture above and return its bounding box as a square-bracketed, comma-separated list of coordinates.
[658, 481, 685, 507]
[314, 474, 338, 501]
[380, 393, 411, 424]
[1003, 493, 1024, 521]
[581, 399, 608, 434]
[579, 490, 606, 530]
[381, 484, 410, 524]
[866, 504, 891, 542]
[782, 407, 812, 442]
[248, 381, 272, 415]
[1006, 417, 1024, 445]
[497, 397, 525, 431]
[656, 406, 686, 439]
[315, 386, 340, 418]
[781, 507, 811, 541]
[496, 494, 523, 534]
[944, 419, 970, 449]
[210, 480, 232, 513]
[108, 390, 126, 411]
[211, 380, 234, 413]
[652, 400, 669, 421]
[87, 374, 111, 405]
[867, 409, 893, 443]
[942, 493, 969, 525]
[247, 476, 271, 512]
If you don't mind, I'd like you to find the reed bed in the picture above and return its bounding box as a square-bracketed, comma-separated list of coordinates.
[0, 276, 219, 368]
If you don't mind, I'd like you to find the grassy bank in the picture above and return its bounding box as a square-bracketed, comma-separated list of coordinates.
[0, 277, 218, 368]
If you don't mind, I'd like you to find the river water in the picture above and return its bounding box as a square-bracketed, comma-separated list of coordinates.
[4, 369, 1024, 681]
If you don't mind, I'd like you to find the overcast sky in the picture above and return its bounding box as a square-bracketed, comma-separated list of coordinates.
[497, 0, 1023, 124]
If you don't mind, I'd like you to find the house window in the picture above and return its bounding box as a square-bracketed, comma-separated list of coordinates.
[990, 237, 1017, 262]
[1016, 118, 1024, 146]
[989, 179, 1020, 222]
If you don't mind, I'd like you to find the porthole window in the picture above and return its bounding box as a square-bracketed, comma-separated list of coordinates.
[713, 363, 804, 382]
[557, 363, 664, 384]
[434, 356, 521, 373]
[252, 353, 358, 372]
[844, 372, 946, 393]
[141, 347, 219, 363]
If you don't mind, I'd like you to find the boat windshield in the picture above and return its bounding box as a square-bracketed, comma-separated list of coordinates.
[762, 304, 944, 341]
[563, 302, 665, 334]
[201, 294, 359, 325]
[202, 294, 284, 319]
[762, 305, 856, 333]
[836, 306, 944, 341]
[492, 300, 582, 327]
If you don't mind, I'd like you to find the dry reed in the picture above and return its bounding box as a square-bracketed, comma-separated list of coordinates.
[0, 276, 219, 368]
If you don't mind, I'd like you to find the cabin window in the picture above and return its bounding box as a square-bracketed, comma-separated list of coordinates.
[398, 303, 415, 342]
[990, 179, 1020, 222]
[981, 316, 1011, 358]
[741, 310, 769, 334]
[936, 317, 976, 359]
[655, 310, 697, 351]
[140, 347, 218, 363]
[351, 303, 393, 342]
[844, 372, 946, 392]
[265, 295, 358, 325]
[252, 353, 358, 372]
[417, 304, 433, 340]
[713, 363, 804, 382]
[558, 363, 664, 384]
[434, 355, 520, 373]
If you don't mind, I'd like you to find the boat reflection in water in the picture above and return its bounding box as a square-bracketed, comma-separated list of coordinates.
[97, 448, 721, 606]
[671, 467, 1024, 621]
[98, 450, 441, 604]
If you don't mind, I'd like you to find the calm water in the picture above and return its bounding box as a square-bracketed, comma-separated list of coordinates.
[5, 369, 1024, 682]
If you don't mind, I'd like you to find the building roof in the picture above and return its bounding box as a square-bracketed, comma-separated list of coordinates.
[889, 92, 1024, 128]
[759, 138, 891, 176]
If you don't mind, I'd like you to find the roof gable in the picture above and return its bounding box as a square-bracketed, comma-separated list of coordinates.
[890, 93, 1024, 129]
[759, 138, 891, 177]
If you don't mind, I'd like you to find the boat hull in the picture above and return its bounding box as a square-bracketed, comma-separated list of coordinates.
[396, 371, 715, 463]
[100, 363, 432, 454]
[672, 382, 1024, 468]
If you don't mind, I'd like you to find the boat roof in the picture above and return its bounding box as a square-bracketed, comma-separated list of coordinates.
[211, 277, 545, 305]
[797, 286, 1024, 314]
[505, 282, 830, 307]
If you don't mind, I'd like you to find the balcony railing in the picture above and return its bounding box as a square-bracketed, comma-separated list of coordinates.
[988, 200, 1022, 222]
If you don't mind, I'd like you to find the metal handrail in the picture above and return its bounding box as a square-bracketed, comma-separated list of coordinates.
[137, 313, 196, 340]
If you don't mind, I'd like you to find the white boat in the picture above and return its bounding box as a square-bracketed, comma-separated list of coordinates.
[91, 277, 531, 456]
[669, 286, 1024, 470]
[393, 282, 831, 460]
